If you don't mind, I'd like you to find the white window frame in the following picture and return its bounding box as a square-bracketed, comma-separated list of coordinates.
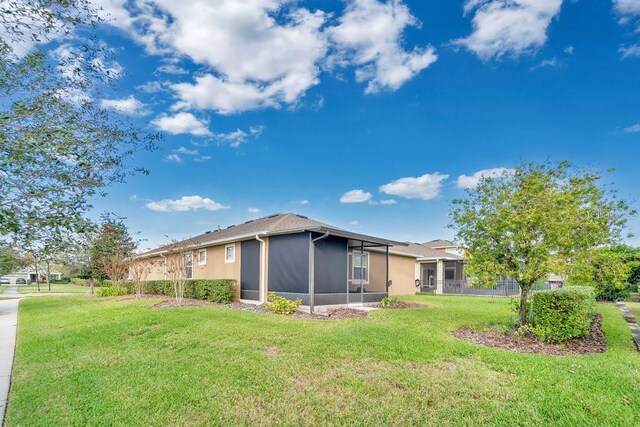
[348, 252, 370, 284]
[198, 249, 207, 266]
[184, 252, 194, 279]
[444, 266, 456, 281]
[225, 243, 236, 263]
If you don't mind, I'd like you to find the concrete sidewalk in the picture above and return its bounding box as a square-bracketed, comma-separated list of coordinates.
[0, 299, 19, 424]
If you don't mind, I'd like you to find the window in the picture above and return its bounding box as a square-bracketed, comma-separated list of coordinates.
[184, 253, 193, 279]
[348, 252, 369, 283]
[444, 267, 455, 281]
[225, 244, 235, 263]
[198, 249, 207, 265]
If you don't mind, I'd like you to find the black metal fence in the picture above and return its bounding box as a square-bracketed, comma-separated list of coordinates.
[421, 279, 562, 297]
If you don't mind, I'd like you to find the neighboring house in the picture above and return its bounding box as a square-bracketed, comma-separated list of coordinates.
[391, 240, 465, 294]
[3, 268, 62, 285]
[136, 213, 417, 310]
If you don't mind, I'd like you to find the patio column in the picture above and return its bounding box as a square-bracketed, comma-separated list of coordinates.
[436, 259, 444, 294]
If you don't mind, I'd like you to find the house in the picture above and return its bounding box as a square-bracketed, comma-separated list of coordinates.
[3, 268, 62, 285]
[136, 213, 417, 310]
[390, 240, 465, 294]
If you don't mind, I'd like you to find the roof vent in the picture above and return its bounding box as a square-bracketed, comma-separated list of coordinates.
[205, 231, 211, 234]
[227, 224, 235, 229]
[296, 215, 308, 219]
[268, 214, 279, 218]
[244, 219, 255, 224]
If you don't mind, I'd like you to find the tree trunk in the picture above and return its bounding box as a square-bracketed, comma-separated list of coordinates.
[89, 278, 94, 295]
[46, 259, 51, 291]
[34, 263, 40, 292]
[519, 283, 532, 326]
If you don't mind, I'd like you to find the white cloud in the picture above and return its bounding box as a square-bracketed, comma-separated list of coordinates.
[349, 220, 360, 226]
[247, 207, 261, 213]
[456, 167, 515, 189]
[193, 156, 212, 162]
[531, 56, 559, 70]
[146, 195, 229, 212]
[340, 189, 373, 203]
[100, 95, 150, 116]
[380, 199, 397, 205]
[156, 64, 188, 74]
[329, 0, 437, 93]
[614, 0, 640, 16]
[165, 153, 182, 163]
[624, 123, 640, 132]
[175, 146, 199, 155]
[216, 125, 266, 148]
[454, 0, 564, 60]
[137, 80, 169, 93]
[150, 112, 212, 137]
[292, 199, 310, 205]
[379, 173, 449, 200]
[619, 44, 640, 58]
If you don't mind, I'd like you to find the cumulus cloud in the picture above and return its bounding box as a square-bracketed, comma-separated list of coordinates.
[93, 0, 435, 113]
[340, 189, 373, 203]
[624, 123, 640, 133]
[146, 195, 229, 212]
[614, 0, 640, 16]
[100, 95, 150, 116]
[379, 173, 448, 200]
[247, 207, 261, 213]
[150, 112, 212, 137]
[380, 199, 397, 205]
[456, 167, 515, 189]
[329, 0, 437, 93]
[216, 126, 265, 148]
[164, 153, 183, 163]
[156, 63, 188, 74]
[292, 199, 310, 205]
[136, 80, 169, 93]
[453, 0, 564, 60]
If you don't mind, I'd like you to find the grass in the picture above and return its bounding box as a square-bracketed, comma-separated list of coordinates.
[16, 283, 89, 294]
[0, 285, 6, 294]
[6, 295, 640, 426]
[626, 301, 640, 320]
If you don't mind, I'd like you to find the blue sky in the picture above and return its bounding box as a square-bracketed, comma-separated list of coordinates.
[73, 0, 640, 250]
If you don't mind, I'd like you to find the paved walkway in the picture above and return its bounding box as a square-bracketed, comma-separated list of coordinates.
[0, 286, 87, 423]
[0, 298, 19, 424]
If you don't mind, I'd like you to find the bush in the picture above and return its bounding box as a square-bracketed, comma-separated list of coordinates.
[593, 282, 631, 301]
[50, 278, 71, 284]
[264, 292, 301, 315]
[121, 279, 236, 304]
[531, 286, 595, 343]
[96, 286, 128, 297]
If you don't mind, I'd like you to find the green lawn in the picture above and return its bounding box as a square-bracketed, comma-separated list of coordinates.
[0, 285, 6, 294]
[6, 295, 640, 426]
[626, 301, 640, 320]
[17, 283, 89, 294]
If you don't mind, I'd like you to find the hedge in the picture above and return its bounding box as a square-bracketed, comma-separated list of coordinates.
[531, 286, 596, 343]
[122, 279, 236, 304]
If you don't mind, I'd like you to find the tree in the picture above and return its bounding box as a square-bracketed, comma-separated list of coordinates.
[89, 218, 136, 290]
[450, 161, 633, 326]
[129, 258, 155, 299]
[0, 243, 27, 276]
[0, 1, 159, 247]
[164, 239, 196, 306]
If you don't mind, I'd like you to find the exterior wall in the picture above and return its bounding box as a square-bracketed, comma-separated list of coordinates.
[194, 243, 242, 298]
[367, 251, 388, 292]
[139, 256, 166, 281]
[388, 254, 418, 296]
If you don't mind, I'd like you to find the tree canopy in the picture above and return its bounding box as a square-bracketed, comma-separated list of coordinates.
[0, 1, 159, 247]
[450, 161, 634, 325]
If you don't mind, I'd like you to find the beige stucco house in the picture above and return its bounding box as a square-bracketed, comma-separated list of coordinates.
[135, 213, 418, 311]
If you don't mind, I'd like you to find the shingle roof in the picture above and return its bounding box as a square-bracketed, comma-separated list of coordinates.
[391, 242, 463, 260]
[422, 239, 457, 248]
[137, 213, 404, 257]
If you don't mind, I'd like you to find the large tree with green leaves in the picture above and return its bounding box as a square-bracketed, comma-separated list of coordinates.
[450, 161, 633, 325]
[89, 217, 136, 289]
[0, 1, 159, 247]
[0, 243, 27, 276]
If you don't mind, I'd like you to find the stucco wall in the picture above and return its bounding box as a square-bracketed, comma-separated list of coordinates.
[388, 254, 417, 296]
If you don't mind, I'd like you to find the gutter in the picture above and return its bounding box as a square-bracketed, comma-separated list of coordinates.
[308, 231, 330, 314]
[255, 235, 267, 304]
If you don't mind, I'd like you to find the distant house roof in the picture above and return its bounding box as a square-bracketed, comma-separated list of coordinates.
[422, 239, 458, 249]
[390, 242, 463, 261]
[137, 213, 406, 258]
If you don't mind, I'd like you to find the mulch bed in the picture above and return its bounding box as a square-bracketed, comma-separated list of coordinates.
[147, 296, 368, 320]
[381, 301, 427, 309]
[453, 314, 607, 356]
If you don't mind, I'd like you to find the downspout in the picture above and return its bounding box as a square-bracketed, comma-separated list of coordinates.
[255, 235, 267, 304]
[309, 231, 330, 314]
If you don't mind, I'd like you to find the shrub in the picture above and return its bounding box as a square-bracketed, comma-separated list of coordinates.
[121, 279, 236, 303]
[96, 286, 128, 297]
[50, 278, 71, 284]
[593, 282, 630, 301]
[264, 292, 301, 315]
[531, 286, 595, 343]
